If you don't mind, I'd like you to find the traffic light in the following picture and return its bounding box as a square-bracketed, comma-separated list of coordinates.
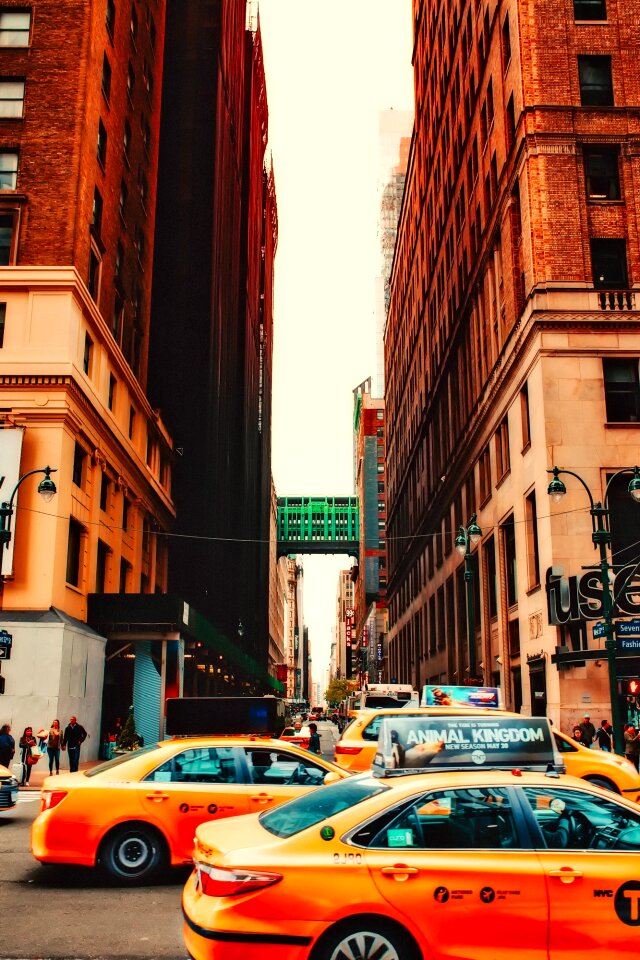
[624, 678, 639, 703]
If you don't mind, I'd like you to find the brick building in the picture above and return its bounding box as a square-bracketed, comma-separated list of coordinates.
[0, 0, 175, 748]
[385, 0, 640, 731]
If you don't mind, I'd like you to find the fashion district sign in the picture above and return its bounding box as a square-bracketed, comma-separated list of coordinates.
[546, 565, 640, 625]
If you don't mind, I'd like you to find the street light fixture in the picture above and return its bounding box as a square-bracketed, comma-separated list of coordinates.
[0, 465, 58, 548]
[547, 465, 640, 755]
[456, 513, 483, 680]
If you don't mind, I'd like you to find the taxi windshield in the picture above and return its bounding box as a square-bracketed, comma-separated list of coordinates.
[85, 744, 158, 777]
[260, 775, 387, 838]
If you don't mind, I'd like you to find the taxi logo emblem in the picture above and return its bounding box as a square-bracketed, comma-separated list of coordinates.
[615, 881, 640, 925]
[434, 886, 450, 903]
[480, 887, 495, 903]
[321, 826, 335, 841]
[179, 803, 189, 814]
[207, 803, 218, 815]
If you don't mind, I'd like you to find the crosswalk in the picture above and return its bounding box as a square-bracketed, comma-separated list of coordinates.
[16, 789, 40, 802]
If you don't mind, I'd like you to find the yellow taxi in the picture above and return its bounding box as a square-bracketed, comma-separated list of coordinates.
[335, 707, 640, 800]
[183, 714, 640, 960]
[31, 736, 347, 883]
[0, 762, 19, 818]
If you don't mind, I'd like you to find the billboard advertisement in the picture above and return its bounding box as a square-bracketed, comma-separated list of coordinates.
[421, 684, 501, 708]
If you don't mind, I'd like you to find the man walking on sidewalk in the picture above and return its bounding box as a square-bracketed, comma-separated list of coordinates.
[62, 716, 87, 773]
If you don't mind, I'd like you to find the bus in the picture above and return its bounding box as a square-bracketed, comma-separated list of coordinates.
[346, 683, 420, 715]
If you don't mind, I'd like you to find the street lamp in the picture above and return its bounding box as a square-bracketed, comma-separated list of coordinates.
[547, 465, 640, 755]
[0, 465, 58, 548]
[455, 513, 483, 680]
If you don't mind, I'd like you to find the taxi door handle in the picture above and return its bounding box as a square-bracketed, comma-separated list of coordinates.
[145, 793, 169, 802]
[381, 866, 419, 878]
[549, 869, 584, 883]
[250, 794, 274, 804]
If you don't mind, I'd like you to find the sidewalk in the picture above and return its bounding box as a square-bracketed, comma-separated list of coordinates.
[20, 758, 100, 789]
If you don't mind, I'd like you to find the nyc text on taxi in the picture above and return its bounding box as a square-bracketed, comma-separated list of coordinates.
[183, 715, 640, 960]
[31, 736, 346, 882]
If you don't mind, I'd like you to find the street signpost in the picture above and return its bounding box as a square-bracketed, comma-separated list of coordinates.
[0, 629, 12, 660]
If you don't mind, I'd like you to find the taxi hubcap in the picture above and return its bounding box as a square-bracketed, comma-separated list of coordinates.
[330, 932, 400, 960]
[117, 836, 151, 870]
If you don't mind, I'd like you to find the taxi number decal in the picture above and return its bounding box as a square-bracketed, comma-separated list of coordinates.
[332, 852, 362, 864]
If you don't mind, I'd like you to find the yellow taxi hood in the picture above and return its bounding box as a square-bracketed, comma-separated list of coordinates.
[0, 764, 12, 777]
[194, 811, 279, 860]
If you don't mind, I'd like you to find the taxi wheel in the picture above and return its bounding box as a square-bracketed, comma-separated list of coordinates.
[100, 824, 167, 884]
[314, 918, 419, 960]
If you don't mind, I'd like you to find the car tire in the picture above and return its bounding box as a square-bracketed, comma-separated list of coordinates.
[313, 918, 419, 960]
[100, 823, 167, 884]
[583, 775, 619, 794]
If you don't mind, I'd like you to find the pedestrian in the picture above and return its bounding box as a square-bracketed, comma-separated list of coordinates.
[595, 719, 612, 752]
[0, 723, 15, 769]
[46, 719, 63, 775]
[307, 722, 321, 755]
[624, 723, 640, 772]
[62, 716, 87, 773]
[19, 726, 37, 785]
[578, 713, 596, 747]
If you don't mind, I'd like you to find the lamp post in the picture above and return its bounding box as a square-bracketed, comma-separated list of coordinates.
[547, 465, 640, 756]
[0, 465, 57, 549]
[455, 513, 483, 681]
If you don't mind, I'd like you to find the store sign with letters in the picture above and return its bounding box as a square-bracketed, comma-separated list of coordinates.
[546, 566, 640, 625]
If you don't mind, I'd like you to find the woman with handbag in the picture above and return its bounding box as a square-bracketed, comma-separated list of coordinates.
[19, 726, 38, 785]
[46, 720, 62, 775]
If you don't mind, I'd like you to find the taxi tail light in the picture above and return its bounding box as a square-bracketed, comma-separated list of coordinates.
[334, 744, 362, 755]
[41, 790, 68, 812]
[196, 862, 282, 898]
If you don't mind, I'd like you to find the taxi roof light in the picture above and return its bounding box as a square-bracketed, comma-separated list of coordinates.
[196, 862, 282, 898]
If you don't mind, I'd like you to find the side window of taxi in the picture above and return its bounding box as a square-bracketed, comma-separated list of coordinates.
[144, 747, 239, 784]
[243, 748, 327, 787]
[362, 717, 383, 741]
[352, 787, 518, 850]
[523, 787, 640, 851]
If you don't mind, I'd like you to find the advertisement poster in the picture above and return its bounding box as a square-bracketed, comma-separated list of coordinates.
[0, 428, 24, 577]
[375, 715, 556, 772]
[421, 684, 501, 708]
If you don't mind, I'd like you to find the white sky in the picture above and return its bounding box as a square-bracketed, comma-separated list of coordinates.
[258, 0, 414, 681]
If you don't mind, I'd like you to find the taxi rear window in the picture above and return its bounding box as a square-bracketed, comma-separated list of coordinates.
[259, 776, 387, 838]
[85, 745, 158, 776]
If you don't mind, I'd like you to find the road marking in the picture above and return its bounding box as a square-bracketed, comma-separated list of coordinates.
[17, 790, 40, 802]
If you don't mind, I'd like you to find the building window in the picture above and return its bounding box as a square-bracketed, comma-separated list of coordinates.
[520, 382, 531, 449]
[141, 115, 150, 153]
[119, 558, 131, 592]
[0, 150, 17, 189]
[97, 118, 107, 167]
[101, 53, 111, 102]
[72, 442, 85, 488]
[108, 372, 116, 410]
[113, 289, 123, 341]
[128, 405, 136, 438]
[123, 119, 131, 162]
[126, 62, 135, 101]
[495, 417, 510, 481]
[478, 445, 491, 504]
[525, 490, 541, 589]
[129, 3, 138, 46]
[502, 514, 517, 607]
[485, 536, 498, 619]
[376, 410, 383, 420]
[505, 94, 515, 151]
[578, 55, 613, 106]
[501, 13, 511, 68]
[0, 301, 5, 347]
[106, 0, 115, 37]
[603, 358, 640, 423]
[377, 500, 385, 513]
[0, 211, 15, 263]
[590, 238, 628, 289]
[376, 463, 384, 474]
[584, 146, 620, 200]
[0, 79, 25, 117]
[119, 180, 127, 221]
[83, 332, 93, 375]
[96, 539, 109, 592]
[122, 496, 130, 531]
[134, 225, 145, 263]
[88, 245, 101, 301]
[92, 187, 103, 237]
[574, 0, 606, 19]
[99, 473, 110, 512]
[0, 10, 30, 46]
[66, 518, 84, 587]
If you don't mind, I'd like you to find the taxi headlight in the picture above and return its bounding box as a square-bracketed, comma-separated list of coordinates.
[194, 862, 282, 898]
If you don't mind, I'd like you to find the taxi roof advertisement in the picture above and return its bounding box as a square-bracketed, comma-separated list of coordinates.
[421, 684, 501, 708]
[374, 715, 559, 774]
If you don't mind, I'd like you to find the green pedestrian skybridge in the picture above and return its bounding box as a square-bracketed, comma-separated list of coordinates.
[277, 496, 359, 558]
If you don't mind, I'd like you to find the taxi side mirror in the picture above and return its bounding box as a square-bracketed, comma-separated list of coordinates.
[323, 771, 342, 785]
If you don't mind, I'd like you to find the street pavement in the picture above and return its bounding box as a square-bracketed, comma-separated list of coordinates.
[1, 721, 341, 960]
